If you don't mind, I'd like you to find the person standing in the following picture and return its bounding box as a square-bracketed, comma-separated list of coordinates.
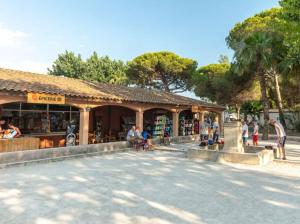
[270, 119, 287, 160]
[199, 119, 209, 141]
[212, 119, 220, 143]
[242, 121, 249, 146]
[252, 121, 259, 146]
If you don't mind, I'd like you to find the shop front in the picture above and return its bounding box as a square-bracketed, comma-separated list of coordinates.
[0, 68, 225, 152]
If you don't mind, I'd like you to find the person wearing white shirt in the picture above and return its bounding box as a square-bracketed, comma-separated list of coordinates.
[242, 121, 249, 145]
[199, 120, 209, 141]
[270, 119, 287, 160]
[212, 120, 220, 143]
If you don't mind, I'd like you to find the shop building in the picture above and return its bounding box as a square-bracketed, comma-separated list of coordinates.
[0, 68, 225, 151]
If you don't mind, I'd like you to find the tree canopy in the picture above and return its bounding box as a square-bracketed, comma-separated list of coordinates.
[192, 63, 231, 104]
[48, 51, 128, 85]
[279, 0, 300, 71]
[127, 51, 197, 93]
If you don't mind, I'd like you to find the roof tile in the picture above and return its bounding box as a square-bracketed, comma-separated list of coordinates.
[0, 68, 224, 109]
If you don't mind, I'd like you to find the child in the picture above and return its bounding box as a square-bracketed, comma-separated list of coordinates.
[252, 121, 259, 146]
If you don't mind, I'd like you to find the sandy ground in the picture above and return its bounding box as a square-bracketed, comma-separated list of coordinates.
[157, 139, 300, 163]
[0, 150, 299, 224]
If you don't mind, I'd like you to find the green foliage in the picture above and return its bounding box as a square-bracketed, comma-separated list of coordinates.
[241, 101, 263, 120]
[192, 62, 260, 105]
[85, 52, 128, 84]
[127, 51, 197, 93]
[295, 121, 300, 132]
[280, 0, 300, 21]
[192, 63, 231, 103]
[227, 8, 283, 51]
[48, 51, 85, 79]
[279, 0, 300, 72]
[48, 51, 128, 85]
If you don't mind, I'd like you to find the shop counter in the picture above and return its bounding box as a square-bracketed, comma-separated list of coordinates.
[0, 137, 40, 152]
[24, 132, 66, 148]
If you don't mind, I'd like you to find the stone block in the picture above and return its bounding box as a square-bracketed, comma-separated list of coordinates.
[186, 148, 274, 166]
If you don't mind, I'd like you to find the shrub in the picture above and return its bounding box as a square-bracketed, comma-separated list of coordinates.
[295, 121, 300, 133]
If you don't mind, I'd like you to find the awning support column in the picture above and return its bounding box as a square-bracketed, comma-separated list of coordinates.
[172, 112, 179, 137]
[79, 108, 90, 145]
[217, 112, 223, 136]
[136, 110, 144, 129]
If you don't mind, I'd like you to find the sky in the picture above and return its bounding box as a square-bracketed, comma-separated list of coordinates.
[0, 0, 279, 97]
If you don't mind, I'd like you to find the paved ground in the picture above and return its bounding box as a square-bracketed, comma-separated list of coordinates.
[157, 139, 300, 163]
[259, 140, 300, 163]
[0, 151, 299, 224]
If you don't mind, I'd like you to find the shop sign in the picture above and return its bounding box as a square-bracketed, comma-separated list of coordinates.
[191, 106, 199, 113]
[27, 93, 65, 105]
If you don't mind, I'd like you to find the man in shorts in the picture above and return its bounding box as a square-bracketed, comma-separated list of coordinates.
[242, 121, 249, 146]
[270, 119, 287, 160]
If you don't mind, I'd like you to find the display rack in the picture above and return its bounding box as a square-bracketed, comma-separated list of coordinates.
[150, 115, 172, 138]
[179, 116, 195, 136]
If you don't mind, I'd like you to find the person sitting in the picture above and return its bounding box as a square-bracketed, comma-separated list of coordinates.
[0, 120, 20, 139]
[126, 126, 135, 147]
[133, 127, 143, 150]
[8, 121, 21, 137]
[141, 129, 153, 150]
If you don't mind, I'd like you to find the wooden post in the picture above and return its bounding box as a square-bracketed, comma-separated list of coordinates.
[135, 111, 143, 130]
[199, 111, 205, 122]
[79, 108, 90, 145]
[172, 112, 179, 137]
[217, 112, 223, 136]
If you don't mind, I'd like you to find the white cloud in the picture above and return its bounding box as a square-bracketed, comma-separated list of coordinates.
[0, 24, 28, 47]
[0, 60, 50, 73]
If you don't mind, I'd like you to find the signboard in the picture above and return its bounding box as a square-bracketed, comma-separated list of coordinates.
[191, 106, 199, 113]
[27, 93, 65, 105]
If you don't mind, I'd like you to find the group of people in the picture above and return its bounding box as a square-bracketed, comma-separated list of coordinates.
[199, 118, 220, 145]
[241, 120, 259, 146]
[0, 119, 21, 139]
[242, 119, 287, 160]
[126, 126, 153, 150]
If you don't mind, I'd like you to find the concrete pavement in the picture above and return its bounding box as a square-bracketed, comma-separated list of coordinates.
[0, 151, 299, 224]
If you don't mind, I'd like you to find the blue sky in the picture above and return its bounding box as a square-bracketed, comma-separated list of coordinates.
[0, 0, 279, 98]
[0, 0, 279, 70]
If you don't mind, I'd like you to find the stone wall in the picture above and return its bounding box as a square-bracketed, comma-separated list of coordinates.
[0, 135, 198, 167]
[0, 141, 129, 167]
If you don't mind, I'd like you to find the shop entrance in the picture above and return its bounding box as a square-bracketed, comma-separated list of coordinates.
[90, 105, 135, 143]
[179, 110, 199, 136]
[143, 108, 172, 138]
[0, 102, 80, 148]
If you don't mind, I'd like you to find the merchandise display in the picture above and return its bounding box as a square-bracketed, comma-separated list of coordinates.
[151, 115, 172, 138]
[179, 113, 199, 136]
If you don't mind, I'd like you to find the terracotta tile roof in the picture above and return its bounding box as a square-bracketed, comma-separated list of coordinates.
[0, 68, 224, 109]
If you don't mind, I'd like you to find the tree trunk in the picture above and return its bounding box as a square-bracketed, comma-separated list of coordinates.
[258, 67, 270, 140]
[235, 104, 241, 120]
[274, 73, 287, 129]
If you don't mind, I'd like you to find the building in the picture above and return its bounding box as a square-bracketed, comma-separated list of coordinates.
[0, 68, 225, 150]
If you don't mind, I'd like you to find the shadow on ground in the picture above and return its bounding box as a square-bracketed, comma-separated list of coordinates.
[0, 151, 299, 224]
